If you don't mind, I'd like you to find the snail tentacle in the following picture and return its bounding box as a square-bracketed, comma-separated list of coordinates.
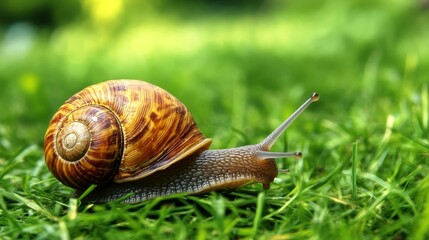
[259, 92, 319, 151]
[255, 151, 302, 160]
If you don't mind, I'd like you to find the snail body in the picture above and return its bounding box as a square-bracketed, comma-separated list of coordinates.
[44, 80, 318, 203]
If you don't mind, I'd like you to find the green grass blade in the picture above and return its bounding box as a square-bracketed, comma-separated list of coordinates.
[252, 191, 265, 237]
[76, 184, 97, 202]
[0, 188, 58, 221]
[352, 141, 358, 202]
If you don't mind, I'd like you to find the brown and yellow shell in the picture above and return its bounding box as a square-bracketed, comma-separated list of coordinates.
[44, 80, 212, 190]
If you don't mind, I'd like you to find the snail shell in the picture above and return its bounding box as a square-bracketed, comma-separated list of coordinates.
[44, 80, 211, 190]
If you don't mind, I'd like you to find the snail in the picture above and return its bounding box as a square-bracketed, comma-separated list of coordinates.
[44, 80, 319, 203]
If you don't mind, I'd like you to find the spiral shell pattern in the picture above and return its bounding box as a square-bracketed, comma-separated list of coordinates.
[44, 80, 211, 190]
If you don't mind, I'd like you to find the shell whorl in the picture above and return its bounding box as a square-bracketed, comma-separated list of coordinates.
[44, 105, 123, 189]
[44, 80, 211, 190]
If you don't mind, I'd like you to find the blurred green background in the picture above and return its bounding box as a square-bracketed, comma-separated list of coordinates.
[0, 0, 428, 149]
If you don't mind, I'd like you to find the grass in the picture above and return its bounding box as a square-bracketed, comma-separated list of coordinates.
[1, 0, 429, 239]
